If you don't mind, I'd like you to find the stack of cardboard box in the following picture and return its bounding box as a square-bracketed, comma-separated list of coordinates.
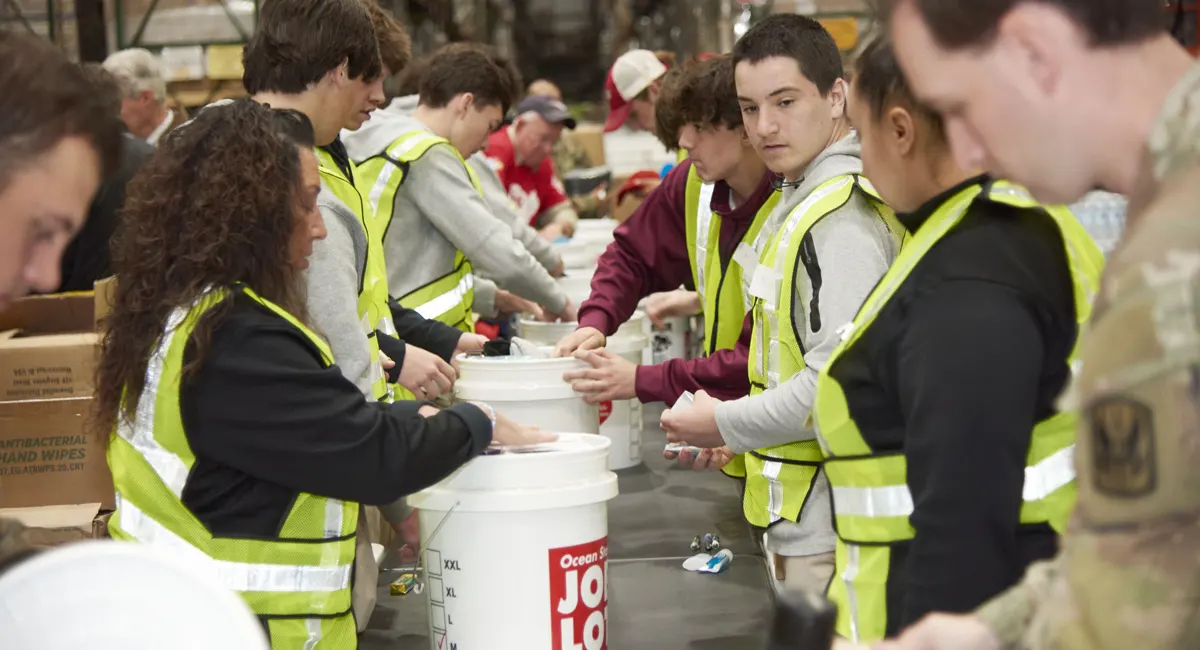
[0, 286, 116, 548]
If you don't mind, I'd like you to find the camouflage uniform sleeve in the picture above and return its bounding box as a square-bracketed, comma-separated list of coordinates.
[982, 169, 1200, 650]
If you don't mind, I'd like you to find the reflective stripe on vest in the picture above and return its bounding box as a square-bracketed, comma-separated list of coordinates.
[740, 175, 903, 528]
[813, 179, 1105, 643]
[107, 286, 358, 648]
[315, 147, 394, 403]
[355, 130, 484, 333]
[682, 166, 778, 481]
[683, 166, 779, 356]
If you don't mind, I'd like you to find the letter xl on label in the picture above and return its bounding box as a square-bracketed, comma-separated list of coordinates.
[550, 538, 608, 650]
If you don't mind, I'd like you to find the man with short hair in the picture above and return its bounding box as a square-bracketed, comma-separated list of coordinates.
[344, 43, 576, 331]
[870, 1, 1200, 650]
[485, 94, 581, 236]
[242, 0, 476, 406]
[659, 15, 904, 593]
[391, 54, 565, 281]
[555, 54, 775, 432]
[102, 47, 185, 145]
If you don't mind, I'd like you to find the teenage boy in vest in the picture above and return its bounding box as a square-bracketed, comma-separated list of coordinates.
[343, 44, 575, 329]
[555, 55, 776, 437]
[660, 15, 904, 592]
[242, 0, 484, 405]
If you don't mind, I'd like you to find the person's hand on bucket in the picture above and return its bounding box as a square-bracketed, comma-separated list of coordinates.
[491, 410, 557, 447]
[563, 348, 637, 402]
[394, 509, 421, 565]
[554, 326, 606, 357]
[454, 333, 488, 360]
[495, 290, 542, 320]
[660, 390, 725, 449]
[644, 290, 702, 329]
[540, 297, 578, 324]
[399, 345, 455, 399]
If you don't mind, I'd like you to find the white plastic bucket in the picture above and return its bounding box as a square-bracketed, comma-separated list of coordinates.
[553, 239, 607, 270]
[518, 314, 650, 470]
[409, 434, 618, 650]
[651, 315, 693, 364]
[454, 355, 599, 434]
[557, 268, 595, 305]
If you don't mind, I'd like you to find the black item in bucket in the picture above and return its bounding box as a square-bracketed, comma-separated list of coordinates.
[481, 338, 512, 357]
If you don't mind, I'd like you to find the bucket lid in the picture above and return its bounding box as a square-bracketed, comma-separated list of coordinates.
[409, 433, 618, 512]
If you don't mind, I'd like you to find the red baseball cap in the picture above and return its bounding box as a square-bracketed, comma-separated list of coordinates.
[604, 49, 668, 132]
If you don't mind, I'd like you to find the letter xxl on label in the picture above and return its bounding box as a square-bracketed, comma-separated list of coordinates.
[549, 538, 608, 650]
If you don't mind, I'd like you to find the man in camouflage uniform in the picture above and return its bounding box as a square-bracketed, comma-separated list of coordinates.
[526, 78, 607, 219]
[844, 1, 1200, 649]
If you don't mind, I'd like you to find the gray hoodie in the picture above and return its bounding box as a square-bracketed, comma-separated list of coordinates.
[388, 95, 562, 276]
[715, 134, 902, 558]
[342, 101, 567, 314]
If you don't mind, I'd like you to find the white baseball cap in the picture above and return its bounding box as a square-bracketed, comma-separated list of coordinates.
[604, 49, 668, 132]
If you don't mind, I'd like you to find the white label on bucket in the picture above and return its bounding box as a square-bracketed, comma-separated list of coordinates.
[550, 538, 608, 650]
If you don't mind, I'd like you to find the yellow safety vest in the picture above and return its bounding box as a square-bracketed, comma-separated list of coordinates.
[682, 165, 777, 480]
[813, 180, 1105, 643]
[314, 147, 394, 403]
[743, 175, 902, 528]
[356, 130, 485, 333]
[108, 285, 359, 650]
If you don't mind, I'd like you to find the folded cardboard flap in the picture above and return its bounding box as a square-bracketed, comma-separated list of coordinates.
[0, 503, 111, 548]
[0, 292, 95, 336]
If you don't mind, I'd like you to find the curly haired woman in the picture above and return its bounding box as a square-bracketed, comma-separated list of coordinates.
[95, 99, 549, 649]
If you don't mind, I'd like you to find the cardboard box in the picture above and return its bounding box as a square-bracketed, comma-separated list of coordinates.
[572, 123, 607, 167]
[0, 503, 111, 548]
[0, 398, 114, 510]
[0, 293, 100, 403]
[0, 292, 114, 510]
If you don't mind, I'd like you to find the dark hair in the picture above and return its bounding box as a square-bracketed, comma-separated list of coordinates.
[882, 0, 1165, 49]
[732, 13, 844, 96]
[0, 32, 123, 193]
[95, 99, 315, 440]
[364, 0, 411, 75]
[391, 52, 433, 100]
[242, 0, 381, 95]
[654, 54, 743, 150]
[79, 63, 123, 120]
[853, 33, 945, 138]
[419, 43, 521, 114]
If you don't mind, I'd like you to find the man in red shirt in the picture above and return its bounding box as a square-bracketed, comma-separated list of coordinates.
[555, 55, 778, 445]
[484, 95, 580, 237]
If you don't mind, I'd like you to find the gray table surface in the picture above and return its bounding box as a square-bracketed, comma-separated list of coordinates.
[360, 404, 774, 650]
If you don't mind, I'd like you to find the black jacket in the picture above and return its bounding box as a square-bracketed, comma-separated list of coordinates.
[177, 292, 492, 537]
[57, 134, 153, 292]
[825, 176, 1074, 635]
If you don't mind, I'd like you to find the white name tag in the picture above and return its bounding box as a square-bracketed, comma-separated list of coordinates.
[748, 265, 782, 301]
[734, 242, 759, 274]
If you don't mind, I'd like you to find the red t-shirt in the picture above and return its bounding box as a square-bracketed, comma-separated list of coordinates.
[484, 128, 568, 226]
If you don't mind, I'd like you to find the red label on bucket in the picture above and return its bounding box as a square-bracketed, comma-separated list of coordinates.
[598, 401, 612, 425]
[549, 538, 608, 650]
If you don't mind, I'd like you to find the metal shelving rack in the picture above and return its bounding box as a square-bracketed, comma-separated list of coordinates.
[110, 0, 260, 108]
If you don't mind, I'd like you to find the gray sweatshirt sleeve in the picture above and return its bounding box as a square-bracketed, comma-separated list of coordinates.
[306, 195, 376, 399]
[469, 154, 562, 273]
[715, 193, 896, 453]
[411, 146, 568, 313]
[473, 278, 499, 319]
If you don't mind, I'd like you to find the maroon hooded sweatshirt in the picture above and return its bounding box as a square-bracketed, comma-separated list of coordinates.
[576, 159, 777, 405]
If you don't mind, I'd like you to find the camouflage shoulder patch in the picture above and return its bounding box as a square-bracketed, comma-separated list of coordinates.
[1088, 396, 1157, 499]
